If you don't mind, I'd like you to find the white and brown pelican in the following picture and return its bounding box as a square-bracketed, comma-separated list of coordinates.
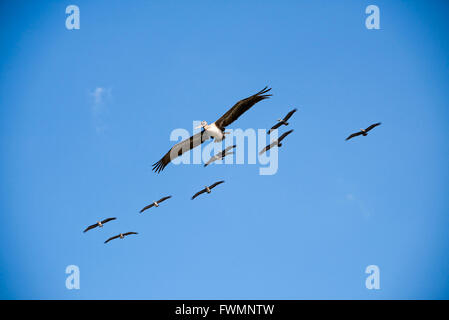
[152, 87, 272, 173]
[104, 232, 138, 244]
[139, 196, 172, 213]
[204, 145, 236, 167]
[267, 108, 297, 134]
[83, 217, 116, 233]
[259, 129, 294, 155]
[191, 180, 225, 200]
[346, 122, 381, 141]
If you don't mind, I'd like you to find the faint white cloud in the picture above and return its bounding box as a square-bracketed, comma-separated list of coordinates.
[346, 193, 371, 218]
[92, 87, 105, 104]
[89, 87, 112, 133]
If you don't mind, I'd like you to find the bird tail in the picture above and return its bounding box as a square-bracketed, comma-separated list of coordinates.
[256, 86, 272, 97]
[152, 158, 167, 173]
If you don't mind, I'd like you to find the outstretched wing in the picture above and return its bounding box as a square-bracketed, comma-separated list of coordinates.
[209, 180, 225, 189]
[259, 142, 275, 155]
[191, 189, 206, 200]
[224, 145, 237, 153]
[204, 155, 219, 167]
[278, 129, 294, 142]
[83, 223, 98, 233]
[220, 145, 236, 158]
[283, 108, 297, 121]
[152, 129, 209, 173]
[205, 145, 235, 167]
[267, 122, 282, 134]
[214, 87, 272, 130]
[223, 151, 234, 158]
[345, 131, 362, 141]
[124, 232, 138, 237]
[158, 196, 172, 203]
[101, 217, 116, 224]
[365, 122, 381, 132]
[104, 234, 120, 244]
[139, 203, 155, 213]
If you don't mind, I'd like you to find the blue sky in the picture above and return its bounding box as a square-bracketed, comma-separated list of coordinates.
[1, 0, 449, 299]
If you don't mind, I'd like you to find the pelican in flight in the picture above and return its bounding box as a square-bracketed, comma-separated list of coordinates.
[83, 217, 116, 233]
[191, 180, 225, 200]
[259, 129, 294, 155]
[267, 108, 297, 134]
[104, 232, 138, 244]
[152, 87, 272, 173]
[204, 145, 236, 167]
[346, 122, 381, 141]
[139, 196, 172, 213]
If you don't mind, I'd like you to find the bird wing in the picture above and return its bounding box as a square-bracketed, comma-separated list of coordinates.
[278, 129, 294, 142]
[223, 144, 236, 154]
[216, 145, 237, 159]
[226, 144, 237, 151]
[345, 131, 363, 141]
[83, 223, 98, 233]
[191, 189, 207, 200]
[158, 196, 172, 203]
[104, 234, 120, 244]
[214, 87, 272, 130]
[283, 108, 297, 121]
[209, 180, 225, 189]
[204, 155, 219, 167]
[267, 122, 283, 134]
[217, 150, 227, 158]
[139, 203, 155, 213]
[124, 232, 138, 236]
[259, 141, 276, 155]
[365, 122, 381, 132]
[152, 129, 209, 173]
[101, 217, 117, 224]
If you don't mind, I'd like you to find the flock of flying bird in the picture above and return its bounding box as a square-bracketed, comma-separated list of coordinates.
[83, 86, 381, 244]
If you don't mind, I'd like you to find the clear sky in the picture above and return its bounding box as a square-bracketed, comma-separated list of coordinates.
[1, 0, 448, 299]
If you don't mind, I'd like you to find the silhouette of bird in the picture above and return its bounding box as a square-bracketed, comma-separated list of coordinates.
[104, 232, 138, 244]
[191, 181, 225, 200]
[346, 123, 381, 141]
[267, 108, 297, 134]
[83, 217, 116, 233]
[152, 87, 272, 173]
[204, 145, 236, 167]
[259, 130, 294, 155]
[139, 196, 172, 213]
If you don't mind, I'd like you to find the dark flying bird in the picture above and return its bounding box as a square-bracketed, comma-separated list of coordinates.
[259, 129, 294, 155]
[139, 196, 172, 213]
[191, 181, 225, 200]
[83, 217, 116, 233]
[345, 122, 381, 141]
[267, 108, 297, 134]
[204, 145, 236, 167]
[152, 87, 272, 173]
[104, 232, 138, 244]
